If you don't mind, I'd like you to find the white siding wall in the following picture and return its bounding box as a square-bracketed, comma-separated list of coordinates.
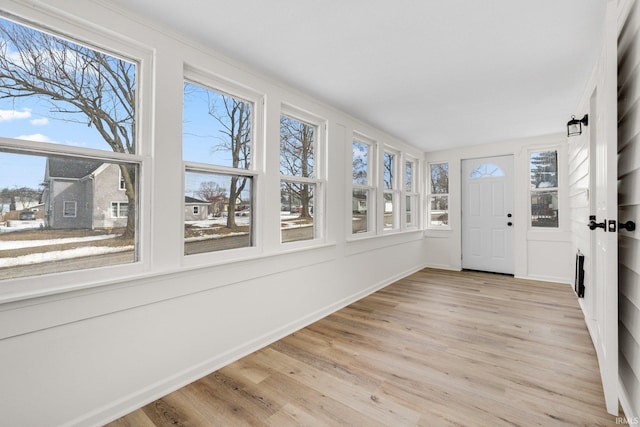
[0, 1, 427, 426]
[618, 0, 640, 418]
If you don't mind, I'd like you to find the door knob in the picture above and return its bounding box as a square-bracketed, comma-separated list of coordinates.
[619, 221, 636, 232]
[507, 222, 513, 227]
[588, 220, 606, 230]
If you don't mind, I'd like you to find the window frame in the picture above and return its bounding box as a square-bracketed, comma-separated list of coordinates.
[529, 149, 559, 229]
[63, 200, 77, 218]
[181, 68, 264, 264]
[350, 133, 377, 238]
[278, 104, 326, 246]
[426, 162, 450, 229]
[382, 147, 400, 232]
[404, 156, 420, 230]
[0, 12, 151, 301]
[111, 201, 129, 218]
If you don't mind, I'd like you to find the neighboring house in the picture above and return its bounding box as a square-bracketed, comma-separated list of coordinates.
[184, 196, 210, 221]
[43, 158, 129, 230]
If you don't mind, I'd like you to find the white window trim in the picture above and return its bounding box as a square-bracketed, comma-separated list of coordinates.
[426, 161, 451, 230]
[349, 133, 377, 239]
[382, 147, 400, 233]
[404, 156, 420, 230]
[529, 149, 560, 229]
[118, 168, 126, 190]
[279, 103, 326, 247]
[192, 206, 199, 215]
[63, 200, 77, 218]
[111, 201, 128, 218]
[0, 10, 152, 302]
[181, 68, 264, 267]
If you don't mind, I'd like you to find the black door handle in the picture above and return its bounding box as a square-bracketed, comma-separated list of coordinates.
[619, 221, 636, 232]
[589, 220, 606, 230]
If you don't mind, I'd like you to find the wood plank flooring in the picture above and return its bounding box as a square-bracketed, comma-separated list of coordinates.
[108, 268, 620, 426]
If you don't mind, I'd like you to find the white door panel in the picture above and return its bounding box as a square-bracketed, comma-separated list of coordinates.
[462, 155, 514, 274]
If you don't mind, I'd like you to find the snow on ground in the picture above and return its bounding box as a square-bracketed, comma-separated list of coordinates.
[0, 234, 120, 250]
[186, 215, 251, 228]
[185, 232, 249, 242]
[0, 245, 134, 268]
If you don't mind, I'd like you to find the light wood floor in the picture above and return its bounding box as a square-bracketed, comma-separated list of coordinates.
[109, 268, 619, 426]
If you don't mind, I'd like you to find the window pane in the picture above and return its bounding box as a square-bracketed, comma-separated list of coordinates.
[406, 195, 413, 226]
[384, 152, 395, 190]
[280, 115, 315, 178]
[405, 161, 413, 192]
[184, 170, 252, 255]
[0, 18, 137, 153]
[429, 195, 449, 226]
[64, 201, 77, 217]
[430, 163, 448, 194]
[352, 141, 369, 185]
[530, 151, 558, 188]
[383, 192, 395, 230]
[0, 151, 137, 280]
[352, 188, 368, 234]
[280, 181, 315, 243]
[531, 190, 558, 227]
[183, 81, 252, 169]
[470, 164, 504, 179]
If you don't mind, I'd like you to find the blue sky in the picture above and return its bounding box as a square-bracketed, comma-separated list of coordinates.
[0, 99, 111, 190]
[0, 83, 251, 198]
[0, 16, 244, 200]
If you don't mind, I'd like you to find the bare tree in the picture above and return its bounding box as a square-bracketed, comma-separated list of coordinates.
[11, 186, 42, 209]
[430, 163, 449, 194]
[196, 181, 226, 216]
[207, 95, 251, 229]
[0, 19, 137, 237]
[280, 116, 314, 218]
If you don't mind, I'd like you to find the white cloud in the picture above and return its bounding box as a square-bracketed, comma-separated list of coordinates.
[16, 133, 54, 143]
[0, 109, 32, 122]
[30, 117, 49, 126]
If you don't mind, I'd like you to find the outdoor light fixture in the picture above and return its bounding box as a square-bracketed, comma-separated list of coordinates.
[567, 114, 589, 136]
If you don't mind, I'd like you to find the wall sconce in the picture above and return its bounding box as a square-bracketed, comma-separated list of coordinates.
[567, 114, 589, 136]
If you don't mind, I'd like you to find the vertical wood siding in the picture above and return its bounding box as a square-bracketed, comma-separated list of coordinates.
[618, 0, 640, 417]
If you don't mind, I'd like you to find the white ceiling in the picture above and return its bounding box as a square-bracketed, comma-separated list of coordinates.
[109, 0, 606, 152]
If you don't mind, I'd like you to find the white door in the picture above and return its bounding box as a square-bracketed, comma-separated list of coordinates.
[462, 156, 514, 274]
[588, 0, 618, 414]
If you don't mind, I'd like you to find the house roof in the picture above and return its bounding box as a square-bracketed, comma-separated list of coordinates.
[185, 196, 210, 204]
[47, 157, 104, 179]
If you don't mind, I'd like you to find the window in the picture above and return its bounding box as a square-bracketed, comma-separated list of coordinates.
[0, 17, 140, 281]
[119, 169, 126, 190]
[182, 78, 256, 255]
[383, 150, 399, 231]
[428, 163, 449, 227]
[405, 159, 419, 228]
[351, 137, 375, 235]
[63, 201, 77, 218]
[193, 206, 199, 215]
[470, 163, 504, 178]
[279, 107, 324, 244]
[111, 202, 128, 218]
[530, 151, 558, 228]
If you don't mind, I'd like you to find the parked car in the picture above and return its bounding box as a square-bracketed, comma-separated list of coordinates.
[19, 211, 36, 220]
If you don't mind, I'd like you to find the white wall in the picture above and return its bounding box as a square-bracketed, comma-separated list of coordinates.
[424, 134, 573, 283]
[0, 1, 428, 425]
[617, 0, 640, 419]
